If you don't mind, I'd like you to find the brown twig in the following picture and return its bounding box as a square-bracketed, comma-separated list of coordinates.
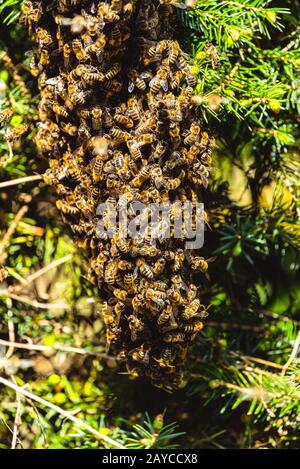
[0, 338, 114, 359]
[0, 174, 42, 189]
[5, 298, 15, 359]
[11, 376, 23, 449]
[281, 330, 300, 376]
[0, 290, 70, 310]
[0, 206, 28, 263]
[206, 320, 263, 332]
[0, 376, 126, 449]
[241, 355, 284, 370]
[13, 254, 74, 292]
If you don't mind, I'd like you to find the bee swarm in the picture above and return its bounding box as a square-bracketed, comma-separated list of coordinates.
[25, 0, 214, 392]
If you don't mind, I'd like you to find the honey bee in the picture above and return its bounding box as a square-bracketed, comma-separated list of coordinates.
[157, 304, 173, 325]
[149, 68, 169, 93]
[0, 107, 13, 123]
[29, 54, 40, 77]
[113, 289, 127, 301]
[52, 103, 68, 117]
[155, 39, 170, 55]
[67, 161, 83, 183]
[187, 144, 200, 161]
[68, 87, 90, 107]
[91, 107, 102, 131]
[146, 288, 167, 303]
[128, 71, 151, 93]
[191, 164, 209, 188]
[77, 122, 91, 142]
[57, 0, 82, 12]
[101, 109, 113, 129]
[143, 45, 158, 66]
[154, 347, 173, 365]
[153, 258, 166, 276]
[111, 127, 130, 142]
[173, 249, 185, 272]
[0, 266, 8, 283]
[85, 34, 107, 56]
[55, 14, 85, 33]
[63, 43, 71, 67]
[184, 122, 201, 146]
[132, 166, 150, 188]
[114, 234, 130, 254]
[61, 122, 77, 136]
[127, 140, 142, 160]
[104, 260, 119, 285]
[102, 303, 115, 326]
[168, 41, 180, 64]
[97, 3, 120, 23]
[35, 121, 60, 151]
[168, 287, 184, 304]
[81, 11, 100, 35]
[109, 26, 122, 48]
[39, 48, 50, 68]
[21, 1, 42, 31]
[170, 70, 183, 90]
[115, 301, 125, 315]
[36, 27, 53, 48]
[104, 63, 121, 81]
[127, 97, 141, 121]
[45, 75, 66, 97]
[163, 332, 186, 343]
[181, 321, 203, 334]
[124, 273, 137, 294]
[185, 0, 198, 7]
[159, 0, 188, 7]
[131, 345, 149, 364]
[43, 168, 58, 186]
[182, 299, 202, 320]
[124, 2, 134, 17]
[169, 122, 181, 148]
[56, 199, 79, 216]
[114, 114, 134, 129]
[187, 284, 198, 301]
[89, 137, 109, 161]
[68, 64, 84, 80]
[198, 130, 211, 150]
[132, 293, 145, 312]
[178, 56, 197, 87]
[72, 39, 86, 61]
[138, 133, 155, 146]
[136, 259, 153, 280]
[5, 124, 28, 142]
[205, 43, 220, 69]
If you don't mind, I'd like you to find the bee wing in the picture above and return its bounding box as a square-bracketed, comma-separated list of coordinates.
[128, 81, 135, 93]
[51, 47, 62, 57]
[202, 176, 209, 188]
[207, 256, 217, 263]
[96, 50, 105, 63]
[45, 77, 60, 85]
[149, 76, 158, 88]
[174, 2, 187, 8]
[161, 79, 169, 92]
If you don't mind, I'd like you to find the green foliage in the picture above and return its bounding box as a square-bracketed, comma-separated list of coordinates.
[0, 0, 23, 25]
[0, 0, 299, 450]
[125, 413, 185, 449]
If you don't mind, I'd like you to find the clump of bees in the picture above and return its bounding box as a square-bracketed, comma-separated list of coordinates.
[24, 0, 215, 391]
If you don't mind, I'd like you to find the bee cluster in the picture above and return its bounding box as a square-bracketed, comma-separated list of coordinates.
[24, 0, 214, 391]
